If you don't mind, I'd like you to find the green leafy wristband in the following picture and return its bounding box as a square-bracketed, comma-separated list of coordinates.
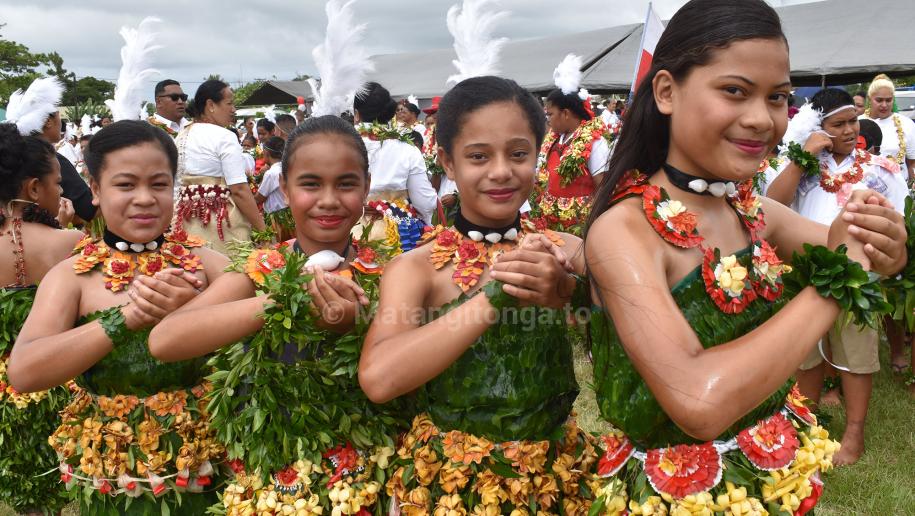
[786, 141, 820, 177]
[785, 244, 891, 329]
[98, 305, 129, 345]
[482, 280, 518, 310]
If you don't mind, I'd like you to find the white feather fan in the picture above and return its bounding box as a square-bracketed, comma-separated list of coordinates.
[780, 103, 822, 150]
[445, 0, 509, 85]
[106, 17, 163, 122]
[5, 77, 64, 136]
[308, 0, 374, 118]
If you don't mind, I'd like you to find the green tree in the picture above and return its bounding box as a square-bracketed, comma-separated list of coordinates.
[204, 73, 225, 82]
[64, 76, 115, 105]
[234, 79, 266, 105]
[0, 23, 50, 104]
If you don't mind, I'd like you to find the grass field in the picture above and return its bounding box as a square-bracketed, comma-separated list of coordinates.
[3, 345, 911, 515]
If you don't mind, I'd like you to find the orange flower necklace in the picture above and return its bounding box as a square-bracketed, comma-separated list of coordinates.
[421, 223, 564, 292]
[72, 229, 205, 292]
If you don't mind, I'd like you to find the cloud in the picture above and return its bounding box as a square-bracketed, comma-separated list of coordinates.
[0, 0, 814, 102]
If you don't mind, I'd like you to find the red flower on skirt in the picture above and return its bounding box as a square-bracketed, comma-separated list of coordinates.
[785, 384, 817, 425]
[737, 412, 800, 470]
[643, 442, 723, 499]
[597, 432, 635, 477]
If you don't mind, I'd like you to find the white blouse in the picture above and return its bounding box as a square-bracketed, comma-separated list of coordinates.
[180, 123, 248, 185]
[363, 135, 437, 223]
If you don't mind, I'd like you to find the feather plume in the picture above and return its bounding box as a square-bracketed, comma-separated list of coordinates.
[445, 0, 509, 85]
[105, 17, 162, 122]
[80, 114, 92, 136]
[780, 103, 822, 151]
[553, 54, 582, 95]
[264, 105, 277, 123]
[309, 0, 374, 118]
[5, 77, 64, 136]
[407, 95, 419, 108]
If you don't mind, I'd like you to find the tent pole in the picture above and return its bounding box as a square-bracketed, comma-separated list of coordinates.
[821, 75, 826, 88]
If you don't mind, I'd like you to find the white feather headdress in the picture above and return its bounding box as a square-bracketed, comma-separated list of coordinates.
[553, 54, 583, 95]
[445, 0, 509, 85]
[105, 17, 162, 122]
[780, 103, 822, 150]
[264, 105, 277, 123]
[80, 114, 92, 136]
[407, 95, 419, 108]
[308, 0, 374, 118]
[5, 77, 64, 136]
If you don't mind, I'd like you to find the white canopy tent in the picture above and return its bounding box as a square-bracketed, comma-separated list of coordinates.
[242, 0, 915, 105]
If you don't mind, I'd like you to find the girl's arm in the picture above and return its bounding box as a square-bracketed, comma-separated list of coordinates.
[766, 132, 832, 205]
[8, 263, 165, 392]
[762, 191, 906, 276]
[148, 271, 260, 362]
[588, 204, 845, 441]
[359, 252, 498, 403]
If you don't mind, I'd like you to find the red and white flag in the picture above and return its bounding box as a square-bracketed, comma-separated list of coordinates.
[630, 2, 665, 93]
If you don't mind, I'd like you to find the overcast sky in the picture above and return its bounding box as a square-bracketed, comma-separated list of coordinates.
[1, 0, 814, 98]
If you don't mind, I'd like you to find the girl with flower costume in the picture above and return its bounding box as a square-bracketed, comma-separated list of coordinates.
[583, 1, 907, 515]
[359, 5, 602, 507]
[8, 120, 231, 515]
[149, 114, 412, 515]
[150, 4, 412, 513]
[529, 54, 615, 236]
[0, 117, 86, 514]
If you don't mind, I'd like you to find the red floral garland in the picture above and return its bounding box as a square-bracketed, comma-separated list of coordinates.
[818, 149, 867, 193]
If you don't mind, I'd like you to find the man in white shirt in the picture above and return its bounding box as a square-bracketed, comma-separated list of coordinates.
[149, 79, 190, 136]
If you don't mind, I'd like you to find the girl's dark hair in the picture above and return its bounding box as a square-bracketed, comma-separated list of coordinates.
[858, 118, 882, 151]
[546, 89, 592, 121]
[0, 123, 58, 227]
[281, 115, 368, 178]
[400, 100, 421, 117]
[810, 88, 855, 116]
[585, 0, 786, 235]
[187, 79, 229, 119]
[435, 75, 546, 155]
[257, 119, 276, 132]
[84, 120, 179, 182]
[262, 136, 286, 160]
[354, 82, 397, 123]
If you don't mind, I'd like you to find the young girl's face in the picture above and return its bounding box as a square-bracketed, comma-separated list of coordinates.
[660, 38, 791, 182]
[90, 142, 174, 242]
[440, 101, 537, 227]
[822, 108, 859, 157]
[281, 135, 368, 249]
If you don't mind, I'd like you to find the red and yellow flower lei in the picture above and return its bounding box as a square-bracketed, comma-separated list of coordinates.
[72, 230, 205, 292]
[420, 224, 564, 292]
[618, 173, 790, 314]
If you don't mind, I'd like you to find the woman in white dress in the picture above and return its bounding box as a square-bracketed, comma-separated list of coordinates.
[174, 80, 265, 253]
[862, 74, 915, 181]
